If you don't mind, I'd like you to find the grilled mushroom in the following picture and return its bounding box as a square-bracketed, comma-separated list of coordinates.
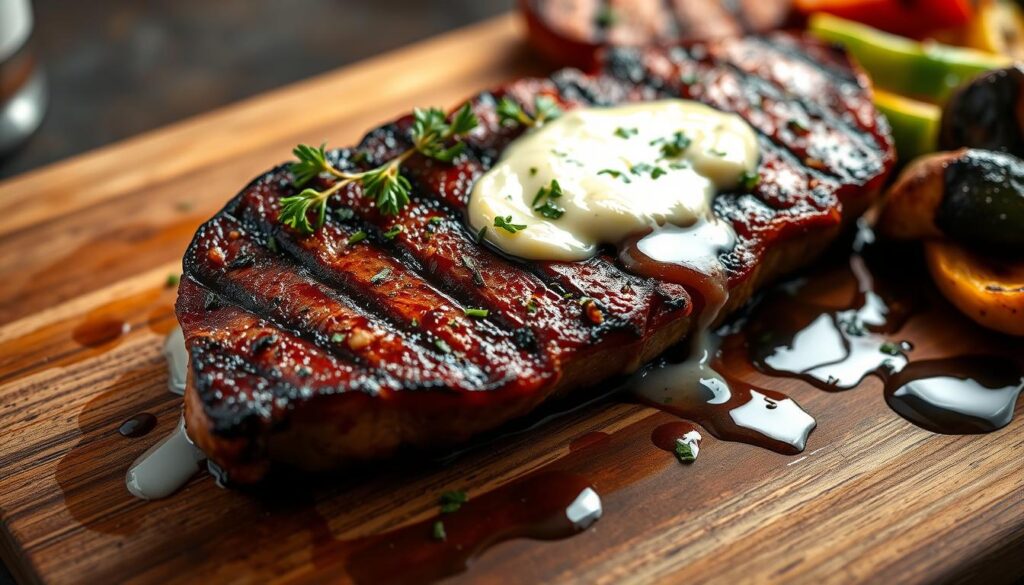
[939, 64, 1024, 157]
[878, 148, 1024, 255]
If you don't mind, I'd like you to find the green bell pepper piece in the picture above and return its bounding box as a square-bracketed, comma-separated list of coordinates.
[810, 13, 1009, 103]
[874, 90, 941, 162]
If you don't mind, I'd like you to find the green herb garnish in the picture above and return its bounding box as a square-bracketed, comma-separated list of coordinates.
[739, 170, 760, 190]
[347, 230, 368, 245]
[165, 273, 180, 288]
[464, 308, 489, 318]
[595, 6, 616, 28]
[653, 131, 692, 158]
[614, 126, 638, 139]
[674, 441, 697, 463]
[383, 225, 403, 239]
[331, 332, 346, 344]
[432, 520, 447, 541]
[279, 104, 478, 233]
[497, 95, 562, 128]
[598, 168, 631, 183]
[535, 200, 565, 219]
[439, 490, 469, 513]
[494, 215, 527, 234]
[879, 341, 902, 356]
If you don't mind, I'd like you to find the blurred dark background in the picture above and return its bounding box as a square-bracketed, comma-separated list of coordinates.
[0, 0, 509, 180]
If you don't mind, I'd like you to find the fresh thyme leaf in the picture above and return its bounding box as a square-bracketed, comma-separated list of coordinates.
[533, 96, 561, 124]
[465, 308, 489, 318]
[165, 273, 180, 288]
[331, 332, 346, 344]
[428, 216, 444, 224]
[739, 170, 760, 190]
[496, 96, 561, 128]
[432, 520, 447, 541]
[879, 341, 902, 356]
[281, 106, 477, 233]
[535, 200, 565, 219]
[435, 338, 451, 353]
[289, 143, 332, 187]
[614, 126, 638, 139]
[439, 490, 469, 513]
[370, 267, 392, 285]
[650, 166, 668, 180]
[476, 225, 488, 243]
[494, 215, 527, 234]
[347, 230, 368, 245]
[279, 188, 328, 234]
[383, 225, 403, 239]
[674, 441, 697, 463]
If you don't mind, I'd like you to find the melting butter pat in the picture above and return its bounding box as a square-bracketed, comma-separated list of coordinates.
[468, 100, 760, 261]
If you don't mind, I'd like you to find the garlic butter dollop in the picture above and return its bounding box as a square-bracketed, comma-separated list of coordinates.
[468, 100, 760, 261]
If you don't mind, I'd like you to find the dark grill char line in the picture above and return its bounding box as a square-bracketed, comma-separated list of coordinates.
[177, 34, 895, 482]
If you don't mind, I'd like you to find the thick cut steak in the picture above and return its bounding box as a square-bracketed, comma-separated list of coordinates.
[177, 34, 894, 483]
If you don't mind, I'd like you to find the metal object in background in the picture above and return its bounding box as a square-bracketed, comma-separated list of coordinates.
[0, 0, 46, 156]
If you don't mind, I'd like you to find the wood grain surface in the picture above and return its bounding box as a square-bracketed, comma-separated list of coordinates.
[0, 13, 1021, 585]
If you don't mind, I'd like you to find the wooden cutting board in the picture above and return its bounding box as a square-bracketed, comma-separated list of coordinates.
[0, 13, 1021, 585]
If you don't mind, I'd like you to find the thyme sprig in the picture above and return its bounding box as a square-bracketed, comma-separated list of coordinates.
[279, 104, 479, 233]
[497, 95, 562, 128]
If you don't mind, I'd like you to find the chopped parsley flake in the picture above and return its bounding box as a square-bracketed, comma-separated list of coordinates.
[331, 332, 346, 343]
[494, 215, 527, 234]
[674, 441, 697, 463]
[614, 126, 638, 139]
[435, 338, 451, 353]
[347, 230, 368, 245]
[383, 225, 403, 239]
[535, 200, 565, 219]
[429, 216, 443, 224]
[598, 168, 631, 183]
[879, 341, 902, 356]
[432, 520, 447, 541]
[476, 225, 488, 243]
[653, 131, 692, 158]
[739, 170, 760, 190]
[165, 273, 180, 288]
[464, 308, 489, 318]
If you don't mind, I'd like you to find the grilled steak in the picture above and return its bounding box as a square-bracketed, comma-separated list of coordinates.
[178, 34, 894, 483]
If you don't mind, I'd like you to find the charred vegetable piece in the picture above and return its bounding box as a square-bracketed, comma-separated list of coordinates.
[875, 90, 940, 160]
[809, 13, 1009, 102]
[796, 0, 972, 38]
[940, 65, 1024, 157]
[925, 240, 1024, 336]
[879, 149, 1024, 254]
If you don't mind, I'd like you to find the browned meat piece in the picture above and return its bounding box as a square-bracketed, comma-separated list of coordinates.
[177, 34, 895, 483]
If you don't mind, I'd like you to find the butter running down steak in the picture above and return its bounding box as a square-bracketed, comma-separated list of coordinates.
[177, 34, 895, 483]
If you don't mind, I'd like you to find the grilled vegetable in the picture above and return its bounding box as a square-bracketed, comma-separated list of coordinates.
[809, 13, 1010, 102]
[925, 240, 1024, 336]
[958, 0, 1024, 60]
[879, 149, 1024, 254]
[875, 90, 941, 161]
[940, 65, 1024, 157]
[796, 0, 972, 38]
